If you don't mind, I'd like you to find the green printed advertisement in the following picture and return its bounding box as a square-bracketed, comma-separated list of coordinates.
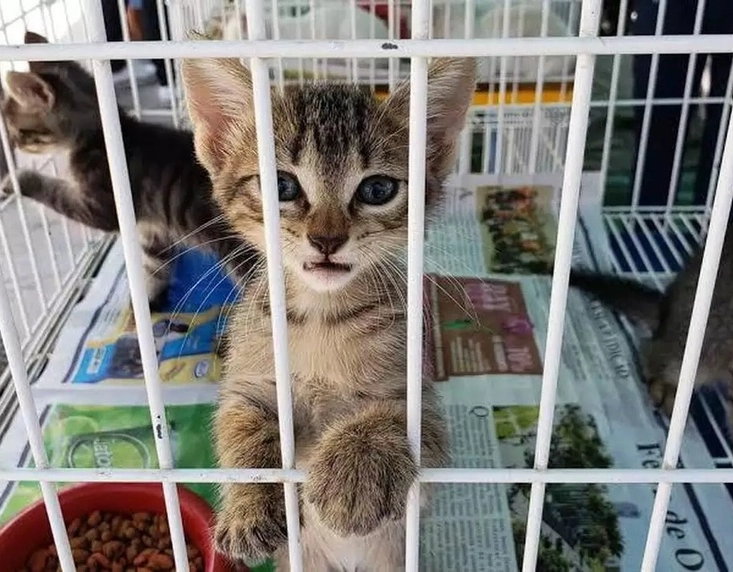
[0, 402, 273, 572]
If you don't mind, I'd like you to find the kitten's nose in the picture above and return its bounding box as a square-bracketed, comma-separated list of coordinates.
[308, 234, 347, 256]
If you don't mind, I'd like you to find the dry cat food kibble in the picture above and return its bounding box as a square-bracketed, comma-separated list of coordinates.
[19, 510, 205, 572]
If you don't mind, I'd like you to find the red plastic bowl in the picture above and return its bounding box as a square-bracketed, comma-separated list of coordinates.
[0, 482, 240, 572]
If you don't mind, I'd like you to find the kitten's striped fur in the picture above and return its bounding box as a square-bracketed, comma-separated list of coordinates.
[183, 51, 475, 571]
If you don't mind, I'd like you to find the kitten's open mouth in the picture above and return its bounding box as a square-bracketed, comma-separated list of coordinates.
[303, 261, 353, 273]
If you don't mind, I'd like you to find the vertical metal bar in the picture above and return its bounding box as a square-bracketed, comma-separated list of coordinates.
[495, 0, 511, 176]
[482, 7, 501, 174]
[456, 0, 476, 175]
[271, 0, 285, 88]
[665, 0, 706, 212]
[404, 0, 430, 568]
[520, 0, 601, 569]
[528, 0, 551, 174]
[309, 0, 318, 79]
[83, 1, 189, 569]
[598, 0, 629, 195]
[156, 0, 179, 127]
[630, 0, 669, 209]
[387, 0, 396, 90]
[295, 0, 305, 83]
[0, 257, 74, 571]
[706, 63, 733, 211]
[117, 0, 142, 119]
[60, 0, 76, 41]
[0, 215, 31, 336]
[369, 0, 376, 87]
[233, 0, 244, 41]
[511, 3, 526, 102]
[640, 106, 733, 572]
[559, 0, 579, 101]
[243, 0, 303, 568]
[351, 0, 359, 84]
[194, 0, 205, 30]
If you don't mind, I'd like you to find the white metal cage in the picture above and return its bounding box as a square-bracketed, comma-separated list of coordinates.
[0, 0, 731, 570]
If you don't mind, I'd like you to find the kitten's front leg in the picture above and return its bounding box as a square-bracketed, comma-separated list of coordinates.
[305, 400, 447, 537]
[1, 170, 119, 232]
[214, 401, 288, 562]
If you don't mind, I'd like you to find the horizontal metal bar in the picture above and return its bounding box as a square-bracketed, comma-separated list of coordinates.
[1, 35, 732, 62]
[604, 205, 708, 213]
[2, 467, 733, 484]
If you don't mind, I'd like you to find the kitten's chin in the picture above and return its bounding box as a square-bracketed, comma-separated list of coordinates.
[297, 261, 356, 293]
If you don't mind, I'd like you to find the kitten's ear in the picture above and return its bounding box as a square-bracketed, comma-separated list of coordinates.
[5, 71, 54, 111]
[182, 35, 255, 172]
[24, 31, 52, 74]
[24, 31, 49, 44]
[382, 58, 476, 181]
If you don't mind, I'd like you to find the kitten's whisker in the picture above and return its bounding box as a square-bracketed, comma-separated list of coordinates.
[367, 249, 440, 337]
[213, 259, 267, 356]
[174, 253, 261, 363]
[358, 252, 393, 333]
[424, 271, 480, 326]
[158, 213, 227, 255]
[152, 234, 242, 276]
[377, 257, 433, 342]
[164, 245, 252, 328]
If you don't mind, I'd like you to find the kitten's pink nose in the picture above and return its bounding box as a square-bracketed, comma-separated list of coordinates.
[308, 234, 347, 256]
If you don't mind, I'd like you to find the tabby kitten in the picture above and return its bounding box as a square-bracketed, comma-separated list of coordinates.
[182, 52, 475, 570]
[570, 225, 733, 430]
[0, 31, 255, 310]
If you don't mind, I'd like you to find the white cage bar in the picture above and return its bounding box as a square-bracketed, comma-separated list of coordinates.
[243, 0, 303, 565]
[0, 0, 732, 570]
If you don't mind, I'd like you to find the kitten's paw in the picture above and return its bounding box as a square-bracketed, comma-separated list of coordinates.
[5, 170, 43, 197]
[0, 174, 14, 198]
[215, 485, 287, 563]
[306, 416, 417, 536]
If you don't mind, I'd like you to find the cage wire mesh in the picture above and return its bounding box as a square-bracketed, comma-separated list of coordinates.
[0, 0, 731, 570]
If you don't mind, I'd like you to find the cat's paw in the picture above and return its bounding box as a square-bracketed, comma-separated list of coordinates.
[215, 485, 288, 563]
[305, 415, 418, 536]
[0, 174, 14, 198]
[3, 170, 43, 197]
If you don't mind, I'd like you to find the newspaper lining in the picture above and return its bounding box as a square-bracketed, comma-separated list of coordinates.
[1, 173, 731, 571]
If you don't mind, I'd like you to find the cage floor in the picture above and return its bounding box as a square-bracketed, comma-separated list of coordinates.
[1, 176, 731, 570]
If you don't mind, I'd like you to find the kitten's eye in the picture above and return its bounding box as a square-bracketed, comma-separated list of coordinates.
[277, 172, 301, 202]
[356, 176, 399, 206]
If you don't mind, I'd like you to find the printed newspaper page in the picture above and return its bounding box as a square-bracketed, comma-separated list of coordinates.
[419, 173, 732, 571]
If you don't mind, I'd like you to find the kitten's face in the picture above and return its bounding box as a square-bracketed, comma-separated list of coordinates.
[182, 54, 475, 293]
[217, 87, 413, 292]
[1, 32, 99, 154]
[1, 93, 60, 154]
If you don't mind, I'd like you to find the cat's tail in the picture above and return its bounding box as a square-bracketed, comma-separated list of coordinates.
[569, 270, 665, 329]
